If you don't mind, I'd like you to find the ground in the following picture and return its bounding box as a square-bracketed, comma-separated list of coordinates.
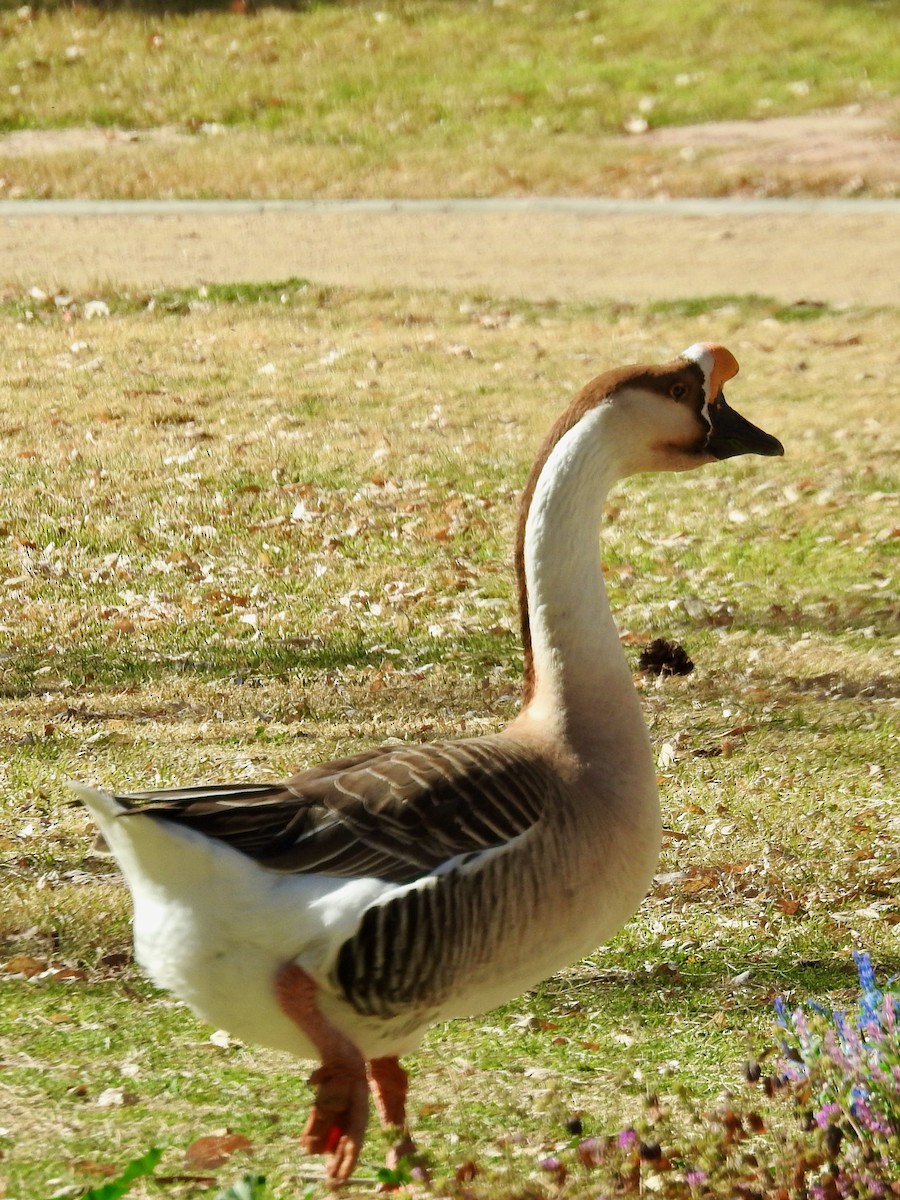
[3, 107, 899, 305]
[641, 103, 899, 195]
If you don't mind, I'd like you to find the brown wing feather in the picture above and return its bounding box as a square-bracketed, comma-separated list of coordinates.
[116, 736, 548, 884]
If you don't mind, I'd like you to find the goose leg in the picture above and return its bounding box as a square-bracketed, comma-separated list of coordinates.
[275, 962, 369, 1184]
[368, 1056, 416, 1169]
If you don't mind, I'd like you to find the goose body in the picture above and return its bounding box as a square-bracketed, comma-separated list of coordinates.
[77, 730, 653, 1062]
[74, 343, 783, 1180]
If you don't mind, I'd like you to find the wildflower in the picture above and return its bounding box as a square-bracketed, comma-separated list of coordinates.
[576, 1136, 605, 1168]
[883, 993, 896, 1034]
[814, 1102, 840, 1128]
[538, 1155, 567, 1183]
[853, 951, 880, 1004]
[850, 1090, 892, 1138]
[775, 952, 899, 1196]
[823, 1027, 852, 1072]
[616, 1128, 639, 1151]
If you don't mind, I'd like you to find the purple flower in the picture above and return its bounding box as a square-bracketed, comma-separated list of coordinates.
[851, 1093, 892, 1137]
[815, 1101, 841, 1128]
[790, 1006, 814, 1049]
[774, 951, 899, 1192]
[854, 950, 884, 1029]
[577, 1137, 604, 1168]
[685, 1168, 708, 1188]
[884, 993, 896, 1033]
[835, 1010, 863, 1057]
[824, 1028, 853, 1071]
[616, 1128, 639, 1150]
[854, 950, 879, 996]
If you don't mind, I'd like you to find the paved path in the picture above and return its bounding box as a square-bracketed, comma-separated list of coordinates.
[6, 198, 899, 305]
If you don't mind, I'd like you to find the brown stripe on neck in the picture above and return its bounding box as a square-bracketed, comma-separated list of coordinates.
[515, 362, 690, 705]
[514, 373, 613, 704]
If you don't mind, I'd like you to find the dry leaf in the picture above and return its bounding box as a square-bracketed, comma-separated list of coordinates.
[184, 1133, 253, 1169]
[70, 1161, 117, 1178]
[51, 966, 89, 981]
[661, 828, 688, 842]
[417, 1102, 448, 1117]
[682, 874, 717, 895]
[3, 954, 46, 976]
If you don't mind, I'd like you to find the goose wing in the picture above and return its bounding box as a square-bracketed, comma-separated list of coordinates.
[117, 736, 549, 885]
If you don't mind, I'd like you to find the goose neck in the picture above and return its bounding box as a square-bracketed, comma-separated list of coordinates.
[518, 404, 641, 746]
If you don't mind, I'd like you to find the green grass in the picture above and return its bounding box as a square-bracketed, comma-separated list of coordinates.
[0, 0, 897, 198]
[4, 0, 895, 135]
[0, 282, 897, 1196]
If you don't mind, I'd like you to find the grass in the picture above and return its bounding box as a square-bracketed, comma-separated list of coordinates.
[0, 0, 898, 198]
[0, 281, 897, 1196]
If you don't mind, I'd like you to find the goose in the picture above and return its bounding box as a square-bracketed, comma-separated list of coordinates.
[72, 343, 783, 1184]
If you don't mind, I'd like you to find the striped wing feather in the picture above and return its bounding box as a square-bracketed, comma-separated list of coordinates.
[117, 736, 548, 885]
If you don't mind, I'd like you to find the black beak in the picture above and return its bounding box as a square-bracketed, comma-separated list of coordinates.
[706, 392, 784, 460]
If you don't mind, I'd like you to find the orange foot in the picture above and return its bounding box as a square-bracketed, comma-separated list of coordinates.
[368, 1056, 417, 1173]
[302, 1060, 370, 1183]
[275, 962, 369, 1185]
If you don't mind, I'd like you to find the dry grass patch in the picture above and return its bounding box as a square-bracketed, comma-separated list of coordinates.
[0, 284, 897, 1195]
[7, 118, 899, 200]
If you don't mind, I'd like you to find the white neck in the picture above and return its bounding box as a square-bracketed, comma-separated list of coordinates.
[519, 403, 648, 754]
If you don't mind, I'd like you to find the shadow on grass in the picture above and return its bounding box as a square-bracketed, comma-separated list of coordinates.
[533, 949, 900, 1018]
[0, 627, 519, 698]
[2, 598, 893, 702]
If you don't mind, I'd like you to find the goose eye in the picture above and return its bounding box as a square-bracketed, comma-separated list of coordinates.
[670, 383, 688, 401]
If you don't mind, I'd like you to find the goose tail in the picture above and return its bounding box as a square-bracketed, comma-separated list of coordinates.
[69, 782, 128, 856]
[69, 781, 125, 822]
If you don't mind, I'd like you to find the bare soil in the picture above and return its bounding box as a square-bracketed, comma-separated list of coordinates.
[641, 104, 899, 195]
[3, 108, 899, 305]
[7, 203, 899, 307]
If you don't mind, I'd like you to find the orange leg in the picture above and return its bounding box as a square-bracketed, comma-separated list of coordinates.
[275, 963, 369, 1185]
[368, 1056, 416, 1170]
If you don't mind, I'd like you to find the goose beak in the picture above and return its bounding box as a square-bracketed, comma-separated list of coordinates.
[705, 391, 784, 460]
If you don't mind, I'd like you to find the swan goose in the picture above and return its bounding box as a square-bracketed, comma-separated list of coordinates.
[73, 343, 783, 1183]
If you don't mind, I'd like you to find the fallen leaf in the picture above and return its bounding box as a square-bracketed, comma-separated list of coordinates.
[100, 951, 130, 969]
[455, 1161, 479, 1183]
[185, 1133, 253, 1169]
[661, 828, 688, 842]
[51, 966, 89, 981]
[417, 1102, 448, 1117]
[682, 874, 717, 895]
[2, 954, 46, 976]
[70, 1161, 117, 1178]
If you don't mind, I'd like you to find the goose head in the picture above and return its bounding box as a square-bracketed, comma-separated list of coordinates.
[597, 342, 784, 477]
[515, 343, 783, 714]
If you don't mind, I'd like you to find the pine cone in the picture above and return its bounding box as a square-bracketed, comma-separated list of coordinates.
[638, 637, 694, 677]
